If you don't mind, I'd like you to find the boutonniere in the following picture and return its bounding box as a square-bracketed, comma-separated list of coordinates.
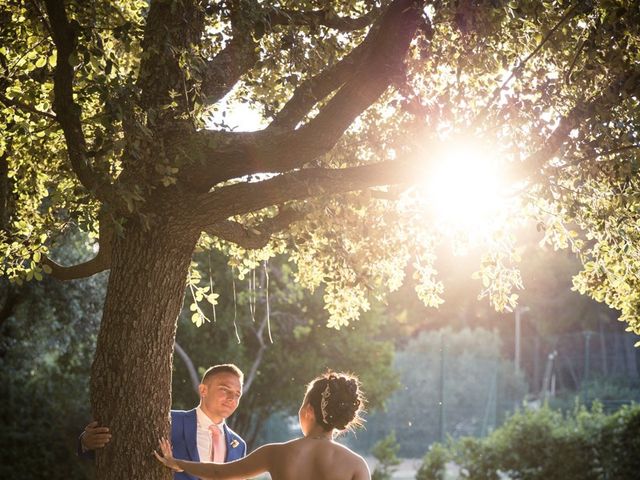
[230, 439, 240, 448]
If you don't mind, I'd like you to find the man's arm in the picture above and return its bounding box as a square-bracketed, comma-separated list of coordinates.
[77, 421, 111, 458]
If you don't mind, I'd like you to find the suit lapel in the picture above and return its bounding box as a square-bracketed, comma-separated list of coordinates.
[185, 409, 200, 462]
[223, 424, 233, 462]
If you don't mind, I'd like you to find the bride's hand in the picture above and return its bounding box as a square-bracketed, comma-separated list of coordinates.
[154, 438, 183, 472]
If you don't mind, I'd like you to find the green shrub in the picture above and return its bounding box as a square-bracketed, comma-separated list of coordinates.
[371, 431, 401, 480]
[415, 402, 640, 480]
[416, 442, 449, 480]
[598, 404, 640, 478]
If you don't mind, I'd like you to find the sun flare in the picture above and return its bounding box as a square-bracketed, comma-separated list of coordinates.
[421, 140, 510, 234]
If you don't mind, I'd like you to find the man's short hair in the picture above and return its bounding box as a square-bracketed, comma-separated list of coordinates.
[201, 364, 244, 385]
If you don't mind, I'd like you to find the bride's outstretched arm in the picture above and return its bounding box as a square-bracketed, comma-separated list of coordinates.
[155, 438, 272, 479]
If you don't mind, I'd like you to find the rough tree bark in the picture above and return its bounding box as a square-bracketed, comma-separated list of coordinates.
[90, 219, 199, 479]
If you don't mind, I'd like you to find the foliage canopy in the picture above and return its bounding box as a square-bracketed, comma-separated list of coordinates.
[1, 0, 640, 330]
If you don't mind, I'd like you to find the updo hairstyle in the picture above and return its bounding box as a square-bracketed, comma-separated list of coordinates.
[305, 371, 365, 432]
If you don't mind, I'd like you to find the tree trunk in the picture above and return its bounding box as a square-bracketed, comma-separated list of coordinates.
[90, 219, 199, 480]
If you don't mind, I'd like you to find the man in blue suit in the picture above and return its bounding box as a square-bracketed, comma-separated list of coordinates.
[80, 364, 246, 479]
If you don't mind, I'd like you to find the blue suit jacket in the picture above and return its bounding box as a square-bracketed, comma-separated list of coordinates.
[78, 409, 246, 480]
[171, 409, 246, 480]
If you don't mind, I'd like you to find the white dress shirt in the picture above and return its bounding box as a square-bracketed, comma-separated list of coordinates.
[196, 406, 226, 462]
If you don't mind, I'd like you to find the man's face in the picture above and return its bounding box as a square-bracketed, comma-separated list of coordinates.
[199, 372, 243, 423]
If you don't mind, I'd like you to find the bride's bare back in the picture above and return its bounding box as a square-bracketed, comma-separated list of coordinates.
[265, 437, 369, 480]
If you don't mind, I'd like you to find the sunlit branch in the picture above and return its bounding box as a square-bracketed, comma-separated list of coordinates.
[191, 158, 419, 226]
[472, 1, 584, 128]
[200, 37, 259, 104]
[243, 281, 273, 394]
[268, 30, 373, 130]
[43, 0, 116, 205]
[200, 4, 378, 106]
[565, 144, 640, 166]
[200, 5, 259, 105]
[288, 0, 421, 146]
[266, 7, 380, 32]
[184, 0, 423, 191]
[4, 36, 48, 77]
[204, 207, 305, 249]
[527, 70, 640, 173]
[564, 37, 586, 84]
[0, 150, 10, 231]
[510, 69, 640, 187]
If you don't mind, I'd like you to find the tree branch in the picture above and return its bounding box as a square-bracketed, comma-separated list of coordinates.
[43, 250, 111, 281]
[193, 67, 640, 226]
[189, 158, 419, 227]
[183, 0, 424, 191]
[472, 1, 584, 128]
[43, 0, 116, 204]
[525, 69, 640, 174]
[267, 28, 373, 131]
[137, 0, 205, 112]
[204, 207, 305, 249]
[200, 33, 259, 105]
[174, 341, 200, 395]
[0, 148, 10, 231]
[200, 0, 262, 104]
[243, 302, 270, 394]
[200, 4, 379, 105]
[280, 0, 420, 150]
[43, 213, 114, 281]
[266, 7, 380, 32]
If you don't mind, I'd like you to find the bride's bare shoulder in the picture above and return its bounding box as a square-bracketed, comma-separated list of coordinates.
[349, 451, 371, 479]
[334, 445, 369, 473]
[264, 437, 306, 450]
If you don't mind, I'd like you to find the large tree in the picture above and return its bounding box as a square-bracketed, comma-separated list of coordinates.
[1, 0, 639, 478]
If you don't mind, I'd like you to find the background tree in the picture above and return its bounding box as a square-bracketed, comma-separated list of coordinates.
[0, 232, 104, 479]
[171, 252, 399, 448]
[351, 327, 527, 457]
[2, 1, 640, 478]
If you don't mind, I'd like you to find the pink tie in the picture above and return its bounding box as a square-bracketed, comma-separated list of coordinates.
[209, 425, 225, 463]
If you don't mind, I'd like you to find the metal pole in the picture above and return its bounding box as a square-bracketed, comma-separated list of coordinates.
[515, 306, 530, 375]
[533, 335, 541, 392]
[583, 330, 594, 405]
[438, 333, 445, 443]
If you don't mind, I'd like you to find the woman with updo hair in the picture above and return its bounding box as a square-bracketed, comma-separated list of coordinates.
[155, 371, 370, 480]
